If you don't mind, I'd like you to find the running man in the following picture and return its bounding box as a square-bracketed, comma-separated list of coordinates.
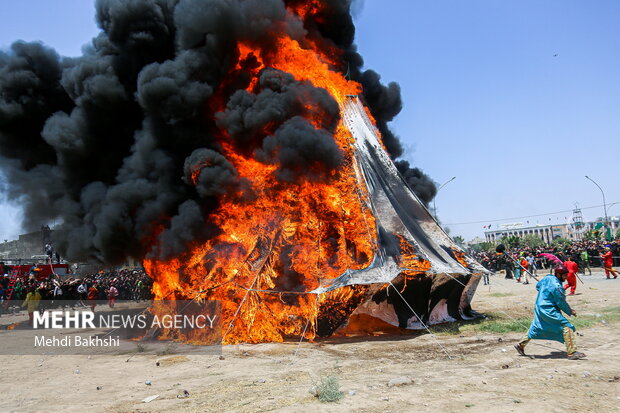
[514, 265, 586, 360]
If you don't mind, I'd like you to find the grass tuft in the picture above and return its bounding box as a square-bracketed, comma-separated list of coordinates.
[476, 317, 531, 333]
[599, 306, 620, 322]
[313, 376, 344, 403]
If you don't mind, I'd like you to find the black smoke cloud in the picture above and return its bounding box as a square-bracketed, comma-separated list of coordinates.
[256, 116, 343, 182]
[183, 148, 238, 198]
[0, 0, 435, 264]
[217, 68, 342, 181]
[216, 69, 339, 148]
[395, 160, 437, 206]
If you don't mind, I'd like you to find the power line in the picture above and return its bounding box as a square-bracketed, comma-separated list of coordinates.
[444, 201, 619, 226]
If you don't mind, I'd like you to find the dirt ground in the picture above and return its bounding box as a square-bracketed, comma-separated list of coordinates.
[1, 269, 619, 412]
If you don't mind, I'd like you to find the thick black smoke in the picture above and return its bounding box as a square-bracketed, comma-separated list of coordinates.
[217, 69, 342, 182]
[0, 0, 435, 264]
[395, 160, 437, 206]
[183, 148, 238, 198]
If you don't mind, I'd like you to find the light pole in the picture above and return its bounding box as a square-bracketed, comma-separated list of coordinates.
[433, 176, 456, 219]
[585, 175, 609, 239]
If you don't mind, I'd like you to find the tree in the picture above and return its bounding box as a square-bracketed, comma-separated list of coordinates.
[551, 237, 571, 248]
[521, 234, 545, 249]
[501, 235, 521, 249]
[452, 235, 465, 247]
[471, 242, 495, 253]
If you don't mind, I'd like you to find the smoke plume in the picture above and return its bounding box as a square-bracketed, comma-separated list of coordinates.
[0, 0, 436, 264]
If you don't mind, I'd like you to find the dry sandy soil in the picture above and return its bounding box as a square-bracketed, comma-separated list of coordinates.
[1, 269, 619, 412]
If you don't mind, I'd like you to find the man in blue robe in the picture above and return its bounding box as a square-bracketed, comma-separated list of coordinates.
[514, 265, 586, 360]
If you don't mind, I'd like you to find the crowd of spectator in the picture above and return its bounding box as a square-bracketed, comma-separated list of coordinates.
[472, 239, 620, 278]
[0, 268, 153, 315]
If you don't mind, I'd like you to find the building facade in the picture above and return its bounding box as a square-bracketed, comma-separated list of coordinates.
[484, 223, 566, 244]
[484, 216, 619, 244]
[0, 228, 51, 262]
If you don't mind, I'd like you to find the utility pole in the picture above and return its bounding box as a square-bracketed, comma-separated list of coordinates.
[585, 175, 609, 240]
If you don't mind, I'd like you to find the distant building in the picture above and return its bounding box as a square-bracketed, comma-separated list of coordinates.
[0, 228, 141, 270]
[465, 236, 486, 246]
[484, 216, 620, 244]
[583, 217, 620, 234]
[484, 223, 565, 244]
[0, 227, 51, 262]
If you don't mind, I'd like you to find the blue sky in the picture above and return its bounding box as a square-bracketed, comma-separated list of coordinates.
[1, 0, 619, 241]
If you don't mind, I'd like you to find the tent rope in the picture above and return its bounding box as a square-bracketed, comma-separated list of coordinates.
[290, 295, 318, 364]
[222, 272, 261, 341]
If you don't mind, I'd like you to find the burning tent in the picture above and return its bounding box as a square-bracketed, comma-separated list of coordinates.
[143, 93, 485, 343]
[0, 0, 484, 344]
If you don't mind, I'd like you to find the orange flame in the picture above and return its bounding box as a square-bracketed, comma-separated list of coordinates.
[144, 4, 381, 344]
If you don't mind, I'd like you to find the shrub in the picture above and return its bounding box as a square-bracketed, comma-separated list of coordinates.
[313, 376, 344, 403]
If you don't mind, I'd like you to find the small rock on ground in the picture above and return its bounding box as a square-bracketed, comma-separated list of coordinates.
[387, 377, 413, 387]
